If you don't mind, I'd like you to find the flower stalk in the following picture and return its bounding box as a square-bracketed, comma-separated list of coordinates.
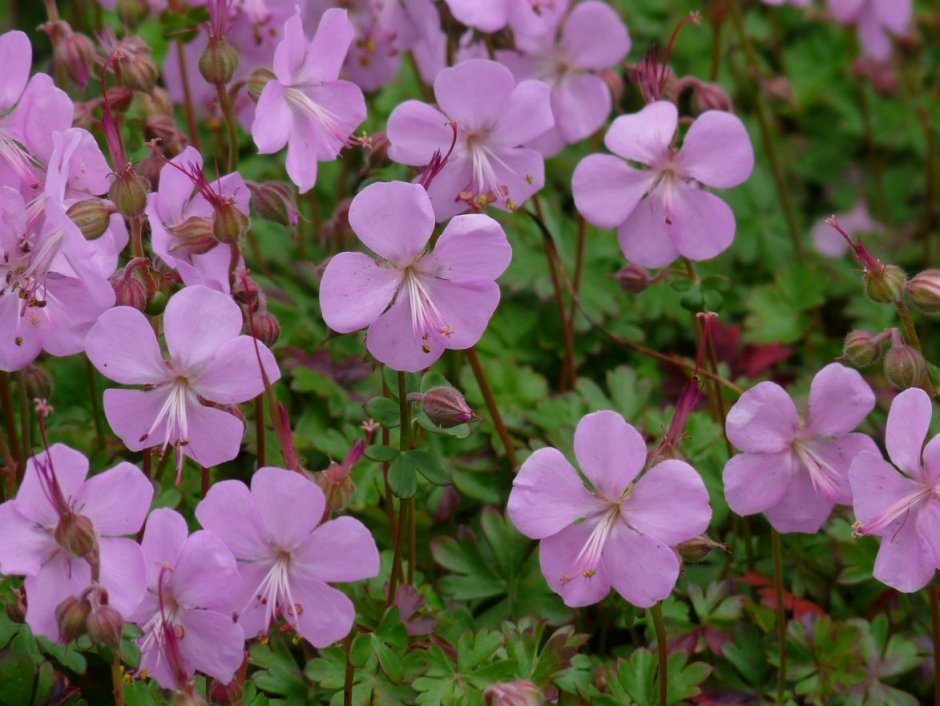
[465, 348, 519, 469]
[650, 602, 668, 706]
[771, 528, 787, 706]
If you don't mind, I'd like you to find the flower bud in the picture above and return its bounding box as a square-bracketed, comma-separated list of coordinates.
[145, 290, 169, 316]
[48, 22, 95, 89]
[87, 605, 124, 649]
[233, 275, 264, 311]
[113, 37, 158, 92]
[483, 680, 543, 706]
[208, 677, 244, 706]
[615, 263, 651, 293]
[55, 513, 99, 561]
[136, 87, 174, 118]
[111, 272, 148, 311]
[315, 462, 356, 517]
[409, 387, 474, 428]
[115, 0, 149, 25]
[5, 587, 26, 624]
[843, 330, 883, 368]
[212, 200, 249, 245]
[55, 595, 91, 642]
[172, 692, 208, 706]
[22, 365, 53, 399]
[168, 216, 217, 256]
[249, 311, 280, 347]
[247, 181, 299, 226]
[246, 68, 275, 101]
[691, 81, 733, 114]
[863, 264, 906, 304]
[199, 39, 240, 86]
[908, 269, 940, 314]
[67, 198, 113, 239]
[676, 535, 725, 563]
[108, 170, 149, 218]
[884, 333, 927, 390]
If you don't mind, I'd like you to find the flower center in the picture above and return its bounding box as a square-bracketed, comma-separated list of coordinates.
[402, 266, 452, 353]
[564, 500, 624, 582]
[459, 131, 531, 211]
[852, 483, 934, 538]
[284, 87, 350, 156]
[139, 374, 198, 482]
[1, 227, 67, 346]
[0, 128, 41, 190]
[791, 438, 844, 503]
[244, 549, 303, 636]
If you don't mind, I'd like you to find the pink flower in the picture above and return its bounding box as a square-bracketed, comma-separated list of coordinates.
[0, 190, 115, 372]
[319, 181, 511, 372]
[572, 101, 754, 268]
[84, 285, 281, 478]
[507, 410, 711, 608]
[251, 8, 367, 193]
[498, 1, 630, 157]
[131, 508, 245, 690]
[146, 146, 249, 293]
[828, 0, 911, 61]
[443, 0, 568, 38]
[723, 363, 878, 534]
[387, 59, 553, 221]
[811, 201, 880, 258]
[0, 444, 152, 640]
[762, 0, 810, 6]
[195, 466, 379, 647]
[850, 388, 940, 592]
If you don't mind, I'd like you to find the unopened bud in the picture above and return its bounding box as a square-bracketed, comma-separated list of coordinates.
[208, 677, 244, 706]
[199, 39, 240, 85]
[246, 68, 275, 101]
[54, 513, 98, 561]
[168, 216, 217, 256]
[615, 263, 651, 293]
[5, 587, 26, 624]
[49, 23, 95, 89]
[691, 81, 733, 113]
[87, 605, 124, 649]
[212, 200, 249, 245]
[483, 680, 543, 706]
[409, 387, 474, 428]
[247, 181, 299, 226]
[67, 198, 113, 239]
[172, 692, 208, 706]
[315, 462, 356, 516]
[108, 170, 149, 218]
[111, 273, 148, 311]
[884, 332, 927, 390]
[908, 269, 940, 314]
[232, 275, 263, 311]
[136, 87, 174, 118]
[115, 0, 149, 25]
[22, 365, 53, 399]
[676, 535, 725, 563]
[55, 595, 91, 642]
[249, 311, 280, 347]
[843, 330, 884, 368]
[864, 264, 906, 304]
[113, 37, 158, 92]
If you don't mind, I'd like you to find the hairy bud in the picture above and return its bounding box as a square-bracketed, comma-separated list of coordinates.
[615, 264, 652, 293]
[676, 535, 725, 563]
[87, 605, 124, 649]
[55, 595, 91, 642]
[249, 311, 280, 347]
[46, 22, 95, 88]
[111, 273, 148, 311]
[112, 36, 158, 92]
[67, 198, 113, 239]
[199, 39, 240, 85]
[483, 680, 543, 706]
[212, 201, 249, 245]
[907, 269, 940, 314]
[168, 216, 217, 256]
[863, 264, 906, 304]
[247, 181, 299, 227]
[843, 330, 884, 368]
[108, 170, 149, 218]
[691, 80, 733, 113]
[22, 365, 53, 399]
[246, 68, 275, 101]
[884, 331, 927, 390]
[208, 677, 245, 706]
[115, 0, 149, 25]
[409, 387, 475, 428]
[54, 513, 98, 561]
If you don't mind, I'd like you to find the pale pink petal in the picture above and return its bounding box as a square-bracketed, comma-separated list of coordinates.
[539, 522, 612, 607]
[163, 286, 242, 371]
[806, 362, 876, 437]
[434, 60, 514, 127]
[17, 444, 89, 525]
[0, 502, 55, 576]
[485, 147, 545, 212]
[178, 609, 245, 684]
[922, 435, 940, 485]
[171, 531, 240, 610]
[872, 513, 935, 592]
[252, 81, 291, 154]
[419, 278, 501, 350]
[348, 181, 435, 266]
[875, 0, 911, 33]
[617, 198, 681, 268]
[726, 381, 799, 453]
[196, 480, 268, 559]
[103, 388, 169, 454]
[625, 459, 711, 544]
[828, 0, 866, 22]
[0, 294, 43, 371]
[183, 403, 245, 468]
[293, 517, 379, 582]
[14, 75, 73, 164]
[319, 253, 402, 334]
[140, 508, 189, 583]
[302, 81, 366, 161]
[0, 31, 30, 110]
[425, 156, 474, 222]
[490, 79, 553, 148]
[74, 463, 153, 536]
[24, 554, 88, 640]
[508, 448, 599, 539]
[284, 114, 321, 194]
[849, 451, 921, 532]
[232, 560, 273, 639]
[723, 451, 796, 517]
[677, 111, 754, 189]
[572, 154, 649, 229]
[297, 8, 355, 84]
[669, 186, 736, 262]
[387, 100, 453, 167]
[604, 101, 676, 165]
[916, 500, 940, 569]
[422, 214, 512, 282]
[603, 525, 680, 608]
[856, 11, 891, 60]
[288, 570, 356, 647]
[443, 0, 509, 33]
[84, 307, 167, 385]
[98, 537, 147, 618]
[551, 73, 611, 144]
[573, 410, 647, 498]
[366, 295, 444, 372]
[886, 388, 932, 476]
[157, 147, 202, 223]
[561, 1, 630, 70]
[272, 10, 308, 84]
[191, 336, 281, 405]
[804, 433, 880, 505]
[252, 467, 324, 549]
[764, 468, 836, 534]
[529, 125, 567, 158]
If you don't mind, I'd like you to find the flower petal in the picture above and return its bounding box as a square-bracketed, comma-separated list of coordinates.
[191, 336, 281, 405]
[764, 468, 836, 534]
[293, 516, 379, 582]
[103, 388, 170, 454]
[422, 214, 511, 282]
[419, 278, 501, 350]
[617, 197, 681, 268]
[723, 451, 796, 517]
[24, 553, 88, 641]
[196, 480, 268, 560]
[251, 467, 324, 549]
[551, 73, 611, 144]
[74, 462, 153, 536]
[625, 459, 711, 545]
[297, 8, 354, 84]
[668, 186, 736, 263]
[85, 307, 167, 385]
[183, 403, 246, 469]
[252, 81, 291, 155]
[561, 1, 630, 70]
[178, 608, 245, 685]
[434, 60, 514, 128]
[171, 530, 240, 610]
[365, 295, 444, 372]
[573, 154, 649, 229]
[804, 432, 879, 505]
[849, 450, 921, 532]
[319, 252, 402, 334]
[289, 570, 356, 647]
[272, 10, 308, 84]
[508, 448, 599, 539]
[348, 181, 435, 267]
[604, 525, 680, 608]
[387, 100, 453, 167]
[16, 444, 89, 525]
[98, 537, 148, 618]
[284, 114, 321, 194]
[886, 387, 932, 476]
[539, 522, 612, 607]
[574, 410, 647, 498]
[164, 286, 243, 371]
[604, 101, 676, 165]
[0, 31, 31, 110]
[140, 508, 189, 583]
[872, 512, 935, 592]
[490, 79, 553, 148]
[677, 111, 754, 189]
[0, 502, 55, 576]
[443, 0, 508, 32]
[807, 362, 876, 437]
[726, 381, 799, 454]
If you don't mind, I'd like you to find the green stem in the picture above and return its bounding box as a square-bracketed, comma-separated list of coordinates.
[85, 359, 105, 451]
[343, 631, 355, 706]
[0, 373, 22, 476]
[254, 396, 265, 468]
[216, 83, 239, 174]
[175, 35, 200, 149]
[16, 372, 30, 476]
[650, 603, 668, 706]
[111, 655, 125, 706]
[930, 583, 940, 706]
[465, 348, 519, 468]
[771, 528, 788, 706]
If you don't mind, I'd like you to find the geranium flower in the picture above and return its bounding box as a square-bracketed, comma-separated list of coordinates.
[386, 59, 553, 221]
[0, 444, 151, 640]
[131, 508, 245, 690]
[850, 388, 940, 592]
[319, 180, 511, 372]
[498, 1, 630, 157]
[723, 363, 878, 534]
[443, 0, 567, 38]
[827, 0, 911, 61]
[507, 410, 711, 608]
[251, 8, 367, 193]
[572, 100, 754, 268]
[85, 285, 280, 478]
[195, 466, 379, 647]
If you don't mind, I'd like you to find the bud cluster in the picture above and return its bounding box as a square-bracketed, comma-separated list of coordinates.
[55, 585, 123, 648]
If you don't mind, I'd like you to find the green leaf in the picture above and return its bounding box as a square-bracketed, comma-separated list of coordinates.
[407, 450, 452, 485]
[388, 454, 417, 498]
[365, 397, 401, 428]
[365, 445, 399, 462]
